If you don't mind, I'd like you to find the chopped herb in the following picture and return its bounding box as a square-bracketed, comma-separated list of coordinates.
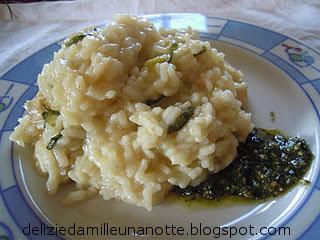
[171, 41, 179, 50]
[144, 54, 170, 68]
[168, 105, 195, 133]
[46, 132, 63, 150]
[193, 46, 207, 57]
[270, 111, 276, 122]
[260, 128, 282, 136]
[65, 27, 97, 47]
[65, 34, 86, 47]
[143, 41, 179, 68]
[168, 41, 179, 63]
[42, 109, 60, 126]
[145, 95, 165, 106]
[300, 179, 311, 186]
[174, 128, 314, 200]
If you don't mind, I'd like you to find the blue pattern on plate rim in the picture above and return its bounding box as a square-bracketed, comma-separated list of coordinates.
[0, 221, 14, 240]
[3, 86, 38, 132]
[0, 84, 14, 114]
[0, 14, 319, 240]
[219, 20, 287, 51]
[281, 43, 315, 68]
[312, 79, 320, 93]
[1, 44, 61, 86]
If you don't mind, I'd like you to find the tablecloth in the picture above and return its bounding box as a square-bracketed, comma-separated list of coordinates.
[0, 0, 319, 75]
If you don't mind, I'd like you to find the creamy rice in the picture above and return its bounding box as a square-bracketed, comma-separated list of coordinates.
[10, 15, 253, 210]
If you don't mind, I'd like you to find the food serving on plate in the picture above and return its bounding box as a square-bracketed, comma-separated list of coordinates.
[9, 15, 313, 211]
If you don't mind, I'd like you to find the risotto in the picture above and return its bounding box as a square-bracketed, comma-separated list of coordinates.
[10, 15, 253, 211]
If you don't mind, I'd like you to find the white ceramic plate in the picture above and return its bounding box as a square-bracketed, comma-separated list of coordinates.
[0, 14, 320, 240]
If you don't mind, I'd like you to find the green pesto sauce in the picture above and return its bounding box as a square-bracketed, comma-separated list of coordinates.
[173, 128, 314, 202]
